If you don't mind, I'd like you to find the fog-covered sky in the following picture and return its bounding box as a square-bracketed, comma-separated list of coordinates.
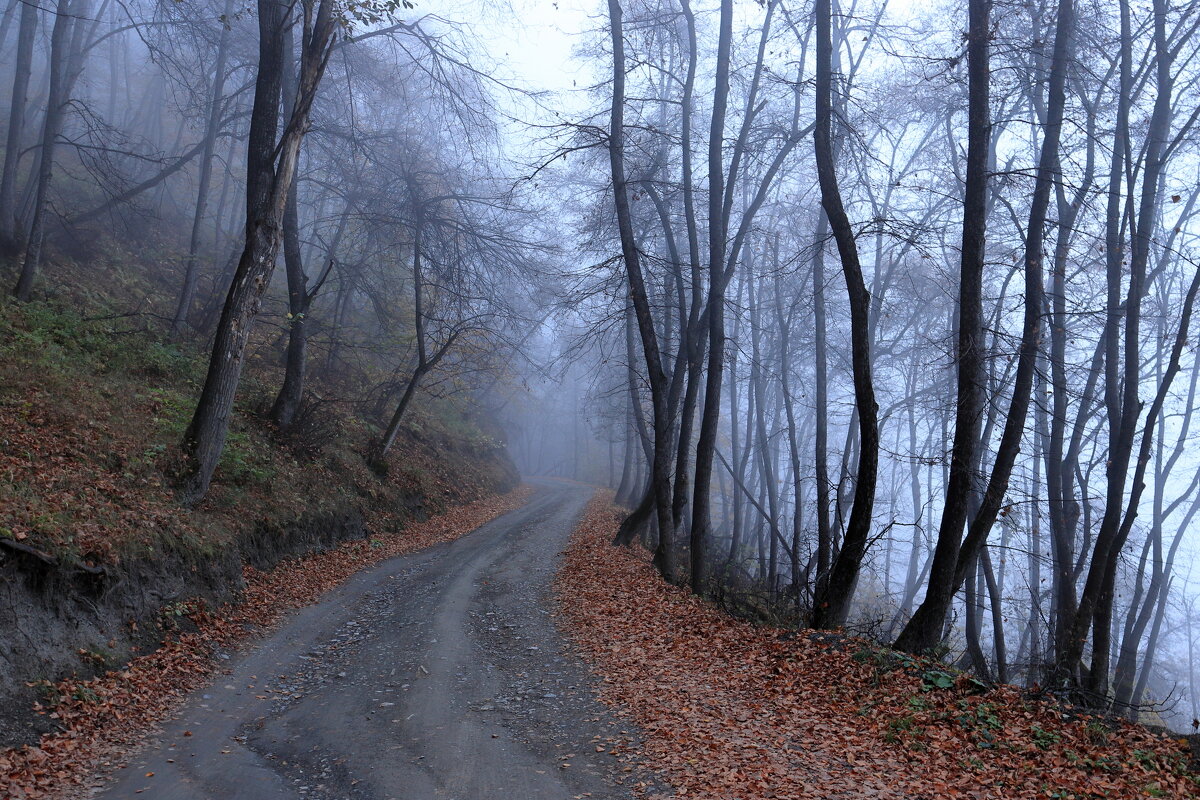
[438, 0, 598, 96]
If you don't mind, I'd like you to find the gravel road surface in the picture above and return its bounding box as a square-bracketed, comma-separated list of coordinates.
[92, 480, 639, 800]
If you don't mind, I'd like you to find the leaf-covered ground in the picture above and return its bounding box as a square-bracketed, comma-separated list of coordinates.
[0, 486, 532, 800]
[558, 496, 1200, 800]
[0, 297, 515, 566]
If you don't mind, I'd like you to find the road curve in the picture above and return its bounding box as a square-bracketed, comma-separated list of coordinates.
[92, 480, 634, 800]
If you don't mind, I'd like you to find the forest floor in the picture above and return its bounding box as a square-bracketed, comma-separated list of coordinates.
[0, 289, 517, 572]
[559, 495, 1200, 800]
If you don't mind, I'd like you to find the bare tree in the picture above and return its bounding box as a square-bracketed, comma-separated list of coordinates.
[0, 0, 37, 252]
[809, 0, 879, 629]
[180, 0, 339, 503]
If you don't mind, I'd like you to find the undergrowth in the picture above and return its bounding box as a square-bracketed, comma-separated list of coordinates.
[0, 269, 514, 566]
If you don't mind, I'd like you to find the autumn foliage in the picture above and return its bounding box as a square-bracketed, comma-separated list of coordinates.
[0, 486, 531, 800]
[558, 496, 1200, 799]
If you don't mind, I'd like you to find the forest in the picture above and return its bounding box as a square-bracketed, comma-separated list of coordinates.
[2, 0, 1200, 789]
[521, 0, 1200, 731]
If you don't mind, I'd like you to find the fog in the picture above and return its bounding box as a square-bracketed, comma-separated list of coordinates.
[3, 0, 1200, 731]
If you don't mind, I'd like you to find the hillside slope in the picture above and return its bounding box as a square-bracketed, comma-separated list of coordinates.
[0, 285, 518, 750]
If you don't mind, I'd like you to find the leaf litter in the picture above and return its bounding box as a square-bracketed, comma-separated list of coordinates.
[557, 494, 1200, 800]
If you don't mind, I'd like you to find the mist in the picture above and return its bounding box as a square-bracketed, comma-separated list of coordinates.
[3, 0, 1200, 736]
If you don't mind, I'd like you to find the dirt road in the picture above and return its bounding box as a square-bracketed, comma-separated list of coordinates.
[93, 481, 634, 800]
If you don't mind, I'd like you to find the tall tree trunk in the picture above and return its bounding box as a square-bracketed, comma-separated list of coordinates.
[613, 307, 655, 544]
[748, 274, 781, 595]
[893, 0, 991, 652]
[272, 204, 344, 428]
[615, 397, 636, 506]
[689, 0, 735, 595]
[170, 0, 234, 338]
[963, 555, 991, 680]
[606, 0, 676, 582]
[773, 268, 806, 605]
[270, 20, 344, 430]
[1028, 429, 1045, 680]
[1058, 0, 1173, 694]
[904, 0, 1072, 652]
[813, 215, 832, 584]
[981, 546, 1008, 683]
[890, 386, 928, 635]
[269, 168, 310, 428]
[810, 0, 879, 629]
[0, 0, 37, 252]
[1113, 358, 1200, 707]
[0, 0, 19, 53]
[13, 0, 74, 301]
[669, 0, 704, 538]
[1042, 63, 1104, 666]
[180, 0, 338, 504]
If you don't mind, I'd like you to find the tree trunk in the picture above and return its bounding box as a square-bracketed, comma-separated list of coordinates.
[170, 0, 234, 338]
[981, 546, 1008, 683]
[614, 301, 657, 544]
[0, 0, 37, 252]
[906, 0, 1072, 651]
[606, 0, 678, 582]
[180, 0, 337, 504]
[773, 268, 806, 606]
[13, 0, 74, 301]
[615, 399, 635, 505]
[271, 34, 349, 429]
[810, 0, 879, 629]
[668, 0, 703, 539]
[1058, 0, 1173, 693]
[688, 0, 735, 595]
[893, 0, 990, 653]
[813, 215, 832, 584]
[268, 177, 310, 428]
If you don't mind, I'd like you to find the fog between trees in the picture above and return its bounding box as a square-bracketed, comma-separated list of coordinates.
[4, 0, 1200, 730]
